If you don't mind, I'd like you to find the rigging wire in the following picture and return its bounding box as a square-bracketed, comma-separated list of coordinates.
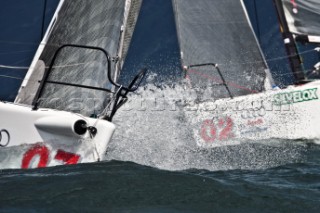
[0, 61, 94, 71]
[0, 74, 25, 81]
[0, 47, 318, 92]
[0, 65, 29, 70]
[0, 47, 317, 72]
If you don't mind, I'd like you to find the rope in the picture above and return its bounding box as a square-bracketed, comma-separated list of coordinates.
[0, 65, 29, 70]
[0, 61, 93, 70]
[0, 74, 25, 81]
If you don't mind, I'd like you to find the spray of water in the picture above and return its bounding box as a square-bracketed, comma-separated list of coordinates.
[105, 76, 308, 171]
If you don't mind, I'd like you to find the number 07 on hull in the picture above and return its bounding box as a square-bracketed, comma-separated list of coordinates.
[0, 101, 115, 170]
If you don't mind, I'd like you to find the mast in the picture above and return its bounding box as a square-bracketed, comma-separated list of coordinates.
[273, 0, 305, 83]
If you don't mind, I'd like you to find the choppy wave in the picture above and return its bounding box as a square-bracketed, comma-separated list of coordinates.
[1, 155, 319, 212]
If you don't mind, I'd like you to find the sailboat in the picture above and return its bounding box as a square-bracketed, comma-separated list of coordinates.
[0, 0, 146, 169]
[1, 0, 319, 170]
[175, 0, 320, 147]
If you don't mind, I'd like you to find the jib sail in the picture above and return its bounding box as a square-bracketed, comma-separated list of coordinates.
[173, 0, 273, 99]
[15, 0, 142, 116]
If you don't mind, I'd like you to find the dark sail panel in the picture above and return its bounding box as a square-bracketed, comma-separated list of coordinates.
[281, 0, 320, 42]
[173, 0, 271, 98]
[17, 0, 127, 116]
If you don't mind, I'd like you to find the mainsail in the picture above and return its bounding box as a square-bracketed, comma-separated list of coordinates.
[16, 0, 140, 116]
[173, 0, 273, 99]
[280, 0, 320, 43]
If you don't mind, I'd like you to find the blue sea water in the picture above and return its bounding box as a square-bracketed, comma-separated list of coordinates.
[0, 142, 319, 212]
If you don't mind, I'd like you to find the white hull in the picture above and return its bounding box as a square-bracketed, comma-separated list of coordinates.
[0, 102, 115, 170]
[2, 80, 320, 169]
[184, 81, 320, 148]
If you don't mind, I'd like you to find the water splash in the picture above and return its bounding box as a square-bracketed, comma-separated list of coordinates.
[105, 81, 308, 171]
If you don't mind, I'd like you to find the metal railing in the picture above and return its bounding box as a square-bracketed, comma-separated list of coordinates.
[187, 63, 233, 99]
